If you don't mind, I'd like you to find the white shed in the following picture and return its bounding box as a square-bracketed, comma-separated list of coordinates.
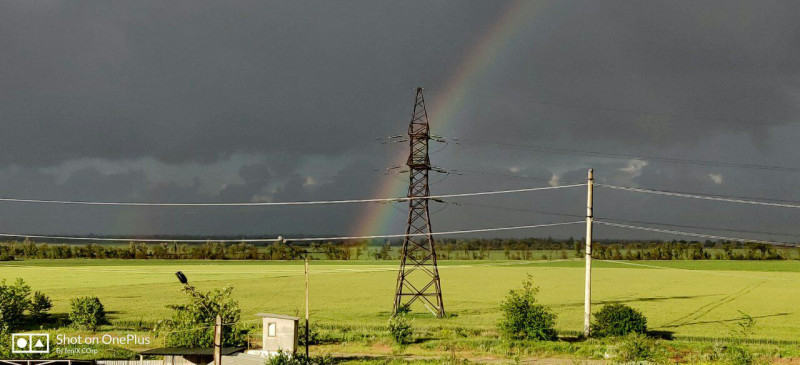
[253, 313, 300, 356]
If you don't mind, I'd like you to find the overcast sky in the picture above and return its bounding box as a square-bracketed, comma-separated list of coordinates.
[2, 0, 800, 242]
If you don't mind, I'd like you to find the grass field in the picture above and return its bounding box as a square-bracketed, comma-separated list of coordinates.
[2, 259, 799, 344]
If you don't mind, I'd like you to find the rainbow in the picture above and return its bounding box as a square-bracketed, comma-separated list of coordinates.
[351, 1, 550, 239]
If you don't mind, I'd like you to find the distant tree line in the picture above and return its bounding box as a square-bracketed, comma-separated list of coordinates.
[589, 241, 788, 260]
[434, 237, 796, 261]
[0, 239, 359, 261]
[0, 237, 797, 261]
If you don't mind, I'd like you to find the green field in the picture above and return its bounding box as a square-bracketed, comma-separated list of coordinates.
[2, 258, 798, 345]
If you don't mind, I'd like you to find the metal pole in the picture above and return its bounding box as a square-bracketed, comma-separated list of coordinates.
[584, 169, 594, 338]
[214, 315, 222, 365]
[304, 256, 310, 358]
[393, 87, 444, 317]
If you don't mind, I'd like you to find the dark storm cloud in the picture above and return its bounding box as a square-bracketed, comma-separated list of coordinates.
[1, 0, 800, 238]
[452, 1, 800, 155]
[0, 0, 503, 166]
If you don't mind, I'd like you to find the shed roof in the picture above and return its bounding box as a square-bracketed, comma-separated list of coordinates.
[255, 313, 300, 320]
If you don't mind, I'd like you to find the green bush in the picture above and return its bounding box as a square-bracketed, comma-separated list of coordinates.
[388, 312, 413, 345]
[592, 303, 647, 337]
[164, 285, 248, 348]
[498, 275, 557, 341]
[298, 321, 321, 346]
[723, 345, 754, 365]
[69, 296, 107, 331]
[266, 349, 333, 365]
[613, 332, 665, 362]
[0, 279, 32, 332]
[29, 291, 52, 321]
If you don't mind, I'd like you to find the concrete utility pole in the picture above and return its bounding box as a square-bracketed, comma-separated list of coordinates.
[279, 236, 311, 358]
[304, 256, 310, 358]
[214, 315, 222, 365]
[584, 169, 594, 338]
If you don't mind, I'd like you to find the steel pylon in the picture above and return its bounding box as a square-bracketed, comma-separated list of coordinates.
[393, 87, 445, 318]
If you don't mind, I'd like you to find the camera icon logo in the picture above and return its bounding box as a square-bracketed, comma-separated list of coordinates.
[11, 333, 49, 354]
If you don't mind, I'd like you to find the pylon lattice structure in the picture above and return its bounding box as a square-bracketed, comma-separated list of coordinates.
[393, 87, 445, 318]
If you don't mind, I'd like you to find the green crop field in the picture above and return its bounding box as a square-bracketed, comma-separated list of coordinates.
[2, 259, 799, 343]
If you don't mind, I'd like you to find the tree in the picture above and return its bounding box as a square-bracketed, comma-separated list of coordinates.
[164, 285, 247, 347]
[29, 291, 52, 321]
[0, 279, 31, 332]
[69, 296, 107, 332]
[498, 275, 557, 340]
[376, 242, 392, 260]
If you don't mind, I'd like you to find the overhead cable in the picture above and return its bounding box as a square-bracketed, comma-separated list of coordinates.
[0, 221, 584, 243]
[598, 184, 800, 209]
[598, 217, 800, 239]
[0, 184, 585, 207]
[595, 220, 797, 247]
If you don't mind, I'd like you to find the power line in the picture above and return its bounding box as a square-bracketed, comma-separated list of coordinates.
[457, 139, 800, 173]
[0, 221, 584, 243]
[595, 220, 798, 248]
[598, 184, 800, 209]
[455, 204, 798, 240]
[598, 217, 800, 239]
[430, 184, 584, 200]
[0, 184, 584, 207]
[450, 169, 586, 185]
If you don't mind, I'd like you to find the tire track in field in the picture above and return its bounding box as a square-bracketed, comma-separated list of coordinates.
[679, 279, 766, 327]
[605, 279, 682, 305]
[660, 280, 758, 328]
[660, 279, 765, 329]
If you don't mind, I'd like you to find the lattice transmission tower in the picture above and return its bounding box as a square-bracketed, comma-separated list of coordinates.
[393, 87, 445, 318]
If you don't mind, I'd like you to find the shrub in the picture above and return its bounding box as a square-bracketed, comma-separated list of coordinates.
[613, 332, 665, 362]
[388, 312, 413, 345]
[498, 275, 557, 341]
[706, 313, 757, 365]
[592, 303, 647, 337]
[69, 296, 107, 331]
[29, 291, 52, 321]
[266, 349, 333, 365]
[721, 344, 754, 365]
[298, 321, 321, 346]
[266, 350, 296, 365]
[0, 279, 32, 332]
[164, 285, 248, 347]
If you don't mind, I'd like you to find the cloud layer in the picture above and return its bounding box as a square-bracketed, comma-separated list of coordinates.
[1, 1, 800, 241]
